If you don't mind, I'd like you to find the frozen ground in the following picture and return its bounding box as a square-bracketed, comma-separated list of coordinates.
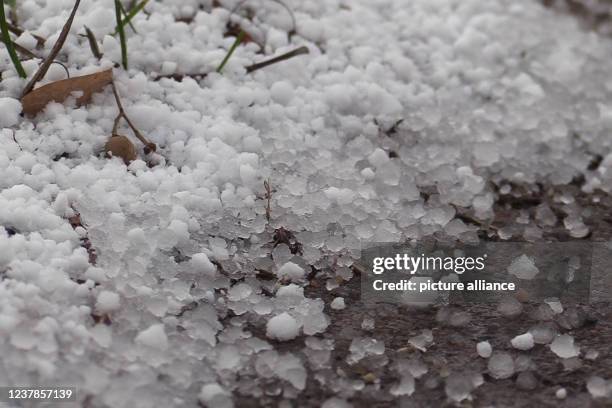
[1, 0, 612, 406]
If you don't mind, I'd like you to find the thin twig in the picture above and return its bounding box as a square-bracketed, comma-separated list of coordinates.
[110, 81, 156, 153]
[0, 0, 26, 78]
[12, 130, 22, 151]
[114, 0, 128, 69]
[21, 0, 81, 97]
[51, 61, 70, 79]
[153, 46, 309, 81]
[154, 45, 310, 81]
[264, 179, 272, 221]
[217, 30, 246, 73]
[245, 45, 309, 73]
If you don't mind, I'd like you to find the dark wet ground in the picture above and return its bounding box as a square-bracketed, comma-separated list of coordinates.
[233, 180, 612, 407]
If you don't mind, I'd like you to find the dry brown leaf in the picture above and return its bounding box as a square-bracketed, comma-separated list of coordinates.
[21, 69, 113, 116]
[105, 135, 137, 164]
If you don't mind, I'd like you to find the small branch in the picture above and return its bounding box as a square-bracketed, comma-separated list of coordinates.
[0, 0, 26, 78]
[153, 46, 310, 81]
[110, 81, 156, 153]
[245, 46, 309, 73]
[217, 30, 245, 73]
[21, 0, 81, 97]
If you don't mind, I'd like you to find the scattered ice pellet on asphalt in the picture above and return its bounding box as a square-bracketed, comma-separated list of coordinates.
[330, 297, 345, 310]
[477, 341, 493, 358]
[497, 296, 523, 317]
[511, 332, 535, 351]
[550, 334, 580, 359]
[507, 254, 539, 280]
[408, 329, 434, 352]
[488, 352, 515, 379]
[347, 337, 385, 364]
[361, 316, 375, 331]
[515, 371, 537, 390]
[445, 372, 475, 402]
[586, 376, 611, 399]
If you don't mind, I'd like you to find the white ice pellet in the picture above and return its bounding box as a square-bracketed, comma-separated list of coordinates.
[266, 312, 300, 341]
[199, 383, 233, 408]
[549, 334, 580, 359]
[15, 31, 37, 50]
[487, 352, 515, 379]
[95, 291, 121, 313]
[190, 253, 216, 277]
[507, 254, 539, 280]
[135, 324, 168, 350]
[477, 341, 492, 358]
[330, 297, 345, 310]
[511, 332, 534, 351]
[0, 98, 21, 128]
[270, 81, 294, 105]
[586, 376, 610, 399]
[276, 262, 305, 281]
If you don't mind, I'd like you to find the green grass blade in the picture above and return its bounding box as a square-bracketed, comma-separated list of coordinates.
[118, 0, 136, 33]
[0, 0, 26, 78]
[114, 0, 128, 69]
[216, 30, 245, 73]
[113, 0, 148, 35]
